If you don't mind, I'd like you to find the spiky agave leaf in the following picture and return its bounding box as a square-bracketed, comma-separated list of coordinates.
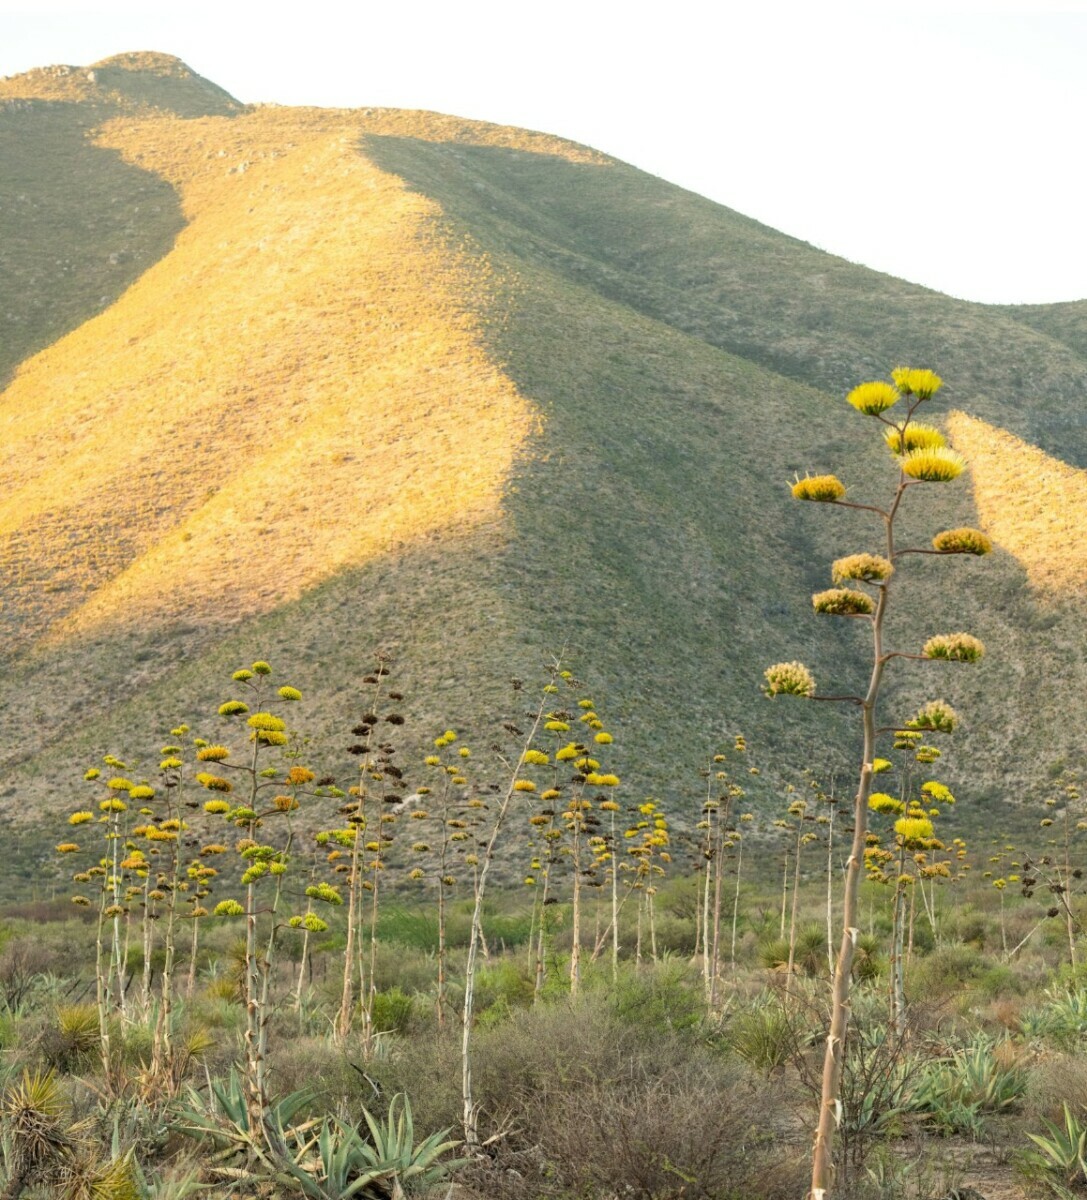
[61, 1150, 141, 1200]
[2, 1068, 74, 1193]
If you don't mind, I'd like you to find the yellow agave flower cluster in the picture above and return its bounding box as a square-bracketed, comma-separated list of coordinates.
[793, 368, 983, 505]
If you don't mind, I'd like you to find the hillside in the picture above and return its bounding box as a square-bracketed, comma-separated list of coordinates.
[1, 52, 1086, 888]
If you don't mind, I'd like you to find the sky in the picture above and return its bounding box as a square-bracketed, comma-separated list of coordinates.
[3, 2, 1086, 305]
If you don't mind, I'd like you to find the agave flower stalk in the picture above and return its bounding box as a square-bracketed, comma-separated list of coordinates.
[336, 657, 399, 1043]
[528, 805, 561, 1000]
[202, 661, 312, 1128]
[697, 767, 720, 1003]
[767, 367, 990, 1198]
[778, 796, 819, 995]
[550, 695, 618, 996]
[415, 734, 474, 1026]
[462, 674, 553, 1152]
[155, 784, 182, 1073]
[292, 832, 329, 1014]
[731, 816, 753, 971]
[61, 762, 136, 1077]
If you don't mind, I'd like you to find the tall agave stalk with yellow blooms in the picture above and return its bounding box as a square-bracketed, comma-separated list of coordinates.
[864, 743, 959, 1036]
[522, 684, 620, 996]
[693, 739, 747, 1008]
[336, 656, 405, 1046]
[413, 731, 479, 1026]
[625, 798, 670, 966]
[196, 661, 328, 1128]
[764, 367, 990, 1199]
[60, 762, 138, 1082]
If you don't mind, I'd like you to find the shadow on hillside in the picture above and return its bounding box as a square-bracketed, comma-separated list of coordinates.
[0, 99, 185, 390]
[363, 134, 1087, 471]
[360, 131, 1084, 804]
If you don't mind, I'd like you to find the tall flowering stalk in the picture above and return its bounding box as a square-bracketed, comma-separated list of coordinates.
[765, 368, 991, 1198]
[336, 657, 405, 1046]
[413, 732, 475, 1026]
[59, 762, 141, 1082]
[694, 740, 746, 1006]
[864, 752, 958, 1035]
[198, 661, 323, 1128]
[462, 671, 560, 1151]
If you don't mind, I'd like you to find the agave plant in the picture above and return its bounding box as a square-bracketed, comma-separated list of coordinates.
[1026, 1103, 1087, 1193]
[357, 1095, 463, 1195]
[276, 1096, 463, 1199]
[0, 1069, 141, 1200]
[175, 1079, 461, 1199]
[1, 1068, 74, 1199]
[172, 1068, 316, 1184]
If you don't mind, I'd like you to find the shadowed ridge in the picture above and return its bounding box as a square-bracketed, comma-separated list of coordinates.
[364, 137, 1087, 468]
[996, 299, 1087, 362]
[0, 51, 241, 117]
[0, 102, 184, 388]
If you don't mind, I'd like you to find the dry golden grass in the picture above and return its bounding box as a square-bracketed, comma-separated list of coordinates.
[0, 105, 559, 651]
[948, 411, 1087, 595]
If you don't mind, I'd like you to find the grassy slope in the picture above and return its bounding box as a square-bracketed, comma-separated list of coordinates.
[1, 55, 1086, 895]
[995, 298, 1087, 361]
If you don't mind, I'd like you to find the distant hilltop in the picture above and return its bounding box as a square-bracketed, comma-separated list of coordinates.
[0, 50, 241, 117]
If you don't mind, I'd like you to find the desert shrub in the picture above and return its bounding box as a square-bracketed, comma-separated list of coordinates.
[267, 1035, 377, 1113]
[366, 1024, 461, 1136]
[119, 1021, 154, 1070]
[908, 920, 935, 954]
[852, 933, 886, 982]
[375, 907, 439, 950]
[472, 959, 535, 1020]
[943, 908, 990, 950]
[188, 993, 245, 1035]
[371, 941, 440, 996]
[39, 1004, 100, 1073]
[392, 988, 788, 1200]
[728, 998, 795, 1073]
[759, 924, 828, 977]
[648, 910, 698, 956]
[976, 962, 1023, 1000]
[520, 1056, 780, 1200]
[0, 937, 59, 1011]
[836, 1021, 928, 1170]
[600, 958, 706, 1035]
[906, 941, 986, 1002]
[1025, 1053, 1087, 1125]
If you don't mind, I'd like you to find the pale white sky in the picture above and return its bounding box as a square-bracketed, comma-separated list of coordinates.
[3, 2, 1086, 305]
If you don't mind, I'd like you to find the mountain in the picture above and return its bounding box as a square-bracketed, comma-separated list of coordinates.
[2, 52, 1086, 885]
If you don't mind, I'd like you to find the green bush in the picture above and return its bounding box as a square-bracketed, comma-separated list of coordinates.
[1022, 987, 1087, 1049]
[371, 987, 416, 1035]
[728, 1000, 794, 1073]
[601, 959, 706, 1035]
